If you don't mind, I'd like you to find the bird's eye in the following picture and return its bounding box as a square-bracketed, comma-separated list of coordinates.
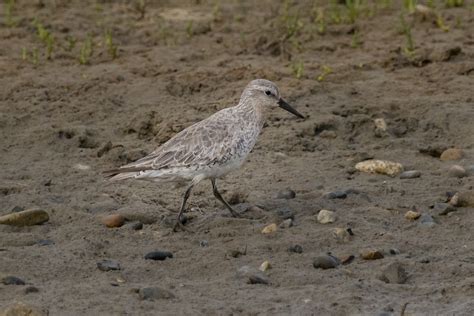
[265, 90, 272, 96]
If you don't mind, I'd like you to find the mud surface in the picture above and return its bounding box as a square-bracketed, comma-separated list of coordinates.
[1, 1, 473, 315]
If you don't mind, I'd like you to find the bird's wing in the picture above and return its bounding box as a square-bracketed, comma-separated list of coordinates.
[115, 109, 240, 172]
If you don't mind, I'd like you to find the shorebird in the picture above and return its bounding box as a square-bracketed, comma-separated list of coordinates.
[105, 79, 304, 230]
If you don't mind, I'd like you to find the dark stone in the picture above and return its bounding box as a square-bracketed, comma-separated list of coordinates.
[313, 255, 340, 269]
[144, 251, 173, 261]
[97, 259, 121, 271]
[325, 190, 347, 199]
[139, 287, 175, 300]
[275, 189, 296, 199]
[125, 221, 143, 230]
[199, 240, 209, 247]
[288, 244, 303, 254]
[419, 214, 436, 227]
[24, 286, 40, 294]
[1, 276, 26, 285]
[237, 266, 269, 285]
[275, 207, 294, 220]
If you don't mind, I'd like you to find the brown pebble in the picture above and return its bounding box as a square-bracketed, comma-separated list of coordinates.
[360, 249, 384, 260]
[261, 223, 277, 234]
[448, 165, 467, 178]
[440, 148, 463, 161]
[101, 214, 125, 228]
[456, 191, 474, 207]
[405, 210, 421, 220]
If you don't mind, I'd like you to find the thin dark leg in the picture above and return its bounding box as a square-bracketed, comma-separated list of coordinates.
[173, 184, 194, 231]
[211, 179, 241, 218]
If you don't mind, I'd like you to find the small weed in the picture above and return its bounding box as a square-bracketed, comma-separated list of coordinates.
[345, 0, 362, 24]
[312, 7, 326, 35]
[31, 48, 39, 65]
[317, 65, 332, 82]
[212, 0, 222, 22]
[378, 0, 392, 9]
[65, 35, 76, 51]
[399, 14, 414, 55]
[34, 21, 55, 59]
[291, 61, 304, 79]
[79, 35, 93, 65]
[5, 0, 16, 26]
[436, 14, 450, 32]
[445, 0, 463, 7]
[329, 2, 343, 24]
[186, 21, 193, 38]
[403, 0, 417, 13]
[135, 0, 147, 20]
[21, 47, 27, 60]
[105, 30, 118, 59]
[351, 30, 362, 48]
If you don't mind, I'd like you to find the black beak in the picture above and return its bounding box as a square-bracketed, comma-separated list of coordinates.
[278, 98, 304, 119]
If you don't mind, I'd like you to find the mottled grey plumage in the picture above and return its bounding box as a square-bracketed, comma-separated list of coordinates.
[105, 79, 303, 230]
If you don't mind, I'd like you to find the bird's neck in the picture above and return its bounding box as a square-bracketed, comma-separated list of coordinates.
[237, 97, 266, 130]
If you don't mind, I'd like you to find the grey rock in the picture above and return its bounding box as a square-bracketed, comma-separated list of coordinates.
[199, 240, 209, 247]
[97, 259, 121, 271]
[275, 189, 296, 199]
[1, 276, 26, 285]
[139, 287, 175, 300]
[279, 218, 293, 228]
[448, 165, 467, 178]
[466, 165, 474, 177]
[419, 214, 436, 227]
[313, 255, 340, 269]
[144, 251, 173, 261]
[325, 190, 347, 199]
[400, 170, 421, 179]
[275, 207, 294, 220]
[378, 262, 408, 284]
[237, 266, 269, 285]
[37, 239, 54, 246]
[433, 202, 457, 216]
[288, 244, 303, 254]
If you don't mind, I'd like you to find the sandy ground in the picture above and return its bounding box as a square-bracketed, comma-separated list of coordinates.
[1, 1, 473, 315]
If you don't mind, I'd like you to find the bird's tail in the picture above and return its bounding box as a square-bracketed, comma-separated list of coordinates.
[103, 166, 147, 181]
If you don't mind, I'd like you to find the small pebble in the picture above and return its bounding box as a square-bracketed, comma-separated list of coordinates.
[237, 266, 269, 285]
[144, 251, 173, 261]
[400, 170, 421, 179]
[433, 203, 457, 216]
[418, 214, 436, 227]
[341, 255, 355, 265]
[448, 165, 467, 178]
[101, 214, 125, 228]
[466, 165, 474, 177]
[275, 189, 296, 199]
[0, 209, 49, 226]
[279, 218, 293, 228]
[325, 190, 347, 199]
[227, 248, 246, 258]
[360, 250, 384, 260]
[275, 207, 294, 220]
[1, 276, 26, 285]
[261, 223, 277, 234]
[288, 245, 303, 254]
[317, 209, 337, 224]
[125, 221, 143, 230]
[199, 240, 209, 247]
[97, 259, 121, 271]
[378, 262, 408, 284]
[37, 239, 54, 246]
[23, 286, 40, 294]
[259, 260, 271, 272]
[332, 228, 352, 243]
[313, 255, 340, 269]
[405, 210, 421, 220]
[139, 287, 175, 300]
[440, 148, 463, 161]
[355, 159, 403, 177]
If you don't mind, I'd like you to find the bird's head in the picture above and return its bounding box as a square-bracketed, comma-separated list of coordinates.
[241, 79, 304, 119]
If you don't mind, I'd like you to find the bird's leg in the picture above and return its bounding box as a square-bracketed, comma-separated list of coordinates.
[173, 184, 194, 232]
[211, 179, 241, 218]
